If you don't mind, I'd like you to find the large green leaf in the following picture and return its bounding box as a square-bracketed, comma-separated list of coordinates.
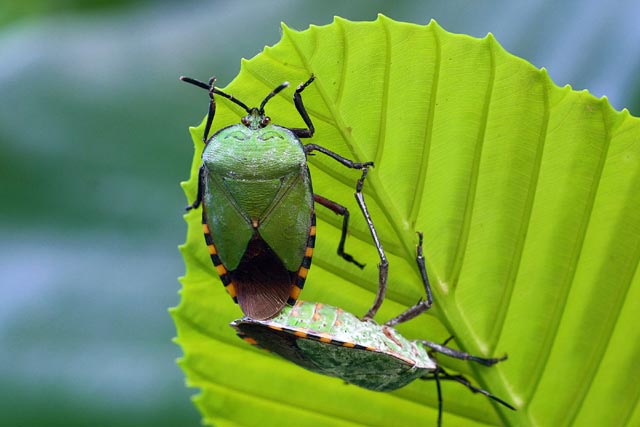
[172, 15, 640, 427]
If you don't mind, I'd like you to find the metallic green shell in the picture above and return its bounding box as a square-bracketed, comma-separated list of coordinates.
[231, 301, 437, 391]
[202, 123, 313, 271]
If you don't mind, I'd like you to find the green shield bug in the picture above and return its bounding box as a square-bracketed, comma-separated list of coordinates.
[181, 75, 417, 320]
[230, 235, 514, 426]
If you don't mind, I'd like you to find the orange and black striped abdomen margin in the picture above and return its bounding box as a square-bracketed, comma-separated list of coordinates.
[267, 324, 375, 351]
[202, 209, 237, 302]
[287, 213, 316, 306]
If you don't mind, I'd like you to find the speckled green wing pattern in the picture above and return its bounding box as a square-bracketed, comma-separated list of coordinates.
[231, 301, 437, 392]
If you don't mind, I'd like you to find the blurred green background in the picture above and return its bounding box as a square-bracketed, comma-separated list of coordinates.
[1, 1, 639, 426]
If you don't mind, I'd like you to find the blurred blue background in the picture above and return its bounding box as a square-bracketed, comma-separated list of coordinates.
[1, 0, 638, 426]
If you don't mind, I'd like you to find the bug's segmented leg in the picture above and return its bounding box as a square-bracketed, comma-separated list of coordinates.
[288, 214, 317, 305]
[422, 366, 516, 412]
[186, 165, 205, 211]
[418, 337, 516, 426]
[420, 338, 515, 426]
[202, 76, 217, 143]
[419, 339, 508, 367]
[313, 194, 365, 269]
[420, 338, 515, 423]
[304, 144, 374, 170]
[180, 75, 252, 143]
[434, 369, 444, 427]
[304, 141, 383, 319]
[384, 232, 434, 326]
[351, 167, 390, 321]
[179, 76, 218, 143]
[289, 75, 316, 138]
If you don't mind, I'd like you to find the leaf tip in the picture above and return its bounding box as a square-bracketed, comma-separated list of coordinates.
[281, 22, 297, 37]
[280, 22, 301, 41]
[483, 32, 502, 50]
[538, 67, 555, 88]
[620, 107, 632, 119]
[375, 13, 391, 23]
[188, 125, 203, 143]
[426, 18, 441, 29]
[332, 15, 349, 26]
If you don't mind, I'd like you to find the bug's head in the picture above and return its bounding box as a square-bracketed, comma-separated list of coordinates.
[180, 76, 290, 138]
[240, 81, 290, 130]
[241, 107, 271, 129]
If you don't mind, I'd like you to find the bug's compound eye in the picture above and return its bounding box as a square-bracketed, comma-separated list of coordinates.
[241, 116, 250, 126]
[261, 116, 271, 127]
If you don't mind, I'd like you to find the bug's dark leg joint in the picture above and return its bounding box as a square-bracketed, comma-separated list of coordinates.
[289, 74, 315, 138]
[180, 75, 252, 142]
[178, 75, 217, 143]
[355, 167, 369, 192]
[203, 82, 217, 143]
[313, 194, 365, 269]
[415, 231, 434, 307]
[297, 74, 315, 92]
[384, 231, 435, 326]
[361, 260, 388, 321]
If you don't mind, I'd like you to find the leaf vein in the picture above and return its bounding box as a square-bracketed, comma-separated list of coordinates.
[448, 38, 496, 289]
[562, 112, 628, 425]
[408, 23, 440, 230]
[491, 74, 551, 352]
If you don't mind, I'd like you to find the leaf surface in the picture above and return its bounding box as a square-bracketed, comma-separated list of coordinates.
[172, 15, 640, 427]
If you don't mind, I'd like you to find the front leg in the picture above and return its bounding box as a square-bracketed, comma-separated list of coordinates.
[179, 76, 218, 143]
[186, 165, 205, 211]
[289, 75, 316, 138]
[304, 144, 374, 170]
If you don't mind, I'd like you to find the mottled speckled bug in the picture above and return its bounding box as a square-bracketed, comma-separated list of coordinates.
[231, 236, 514, 426]
[232, 300, 514, 426]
